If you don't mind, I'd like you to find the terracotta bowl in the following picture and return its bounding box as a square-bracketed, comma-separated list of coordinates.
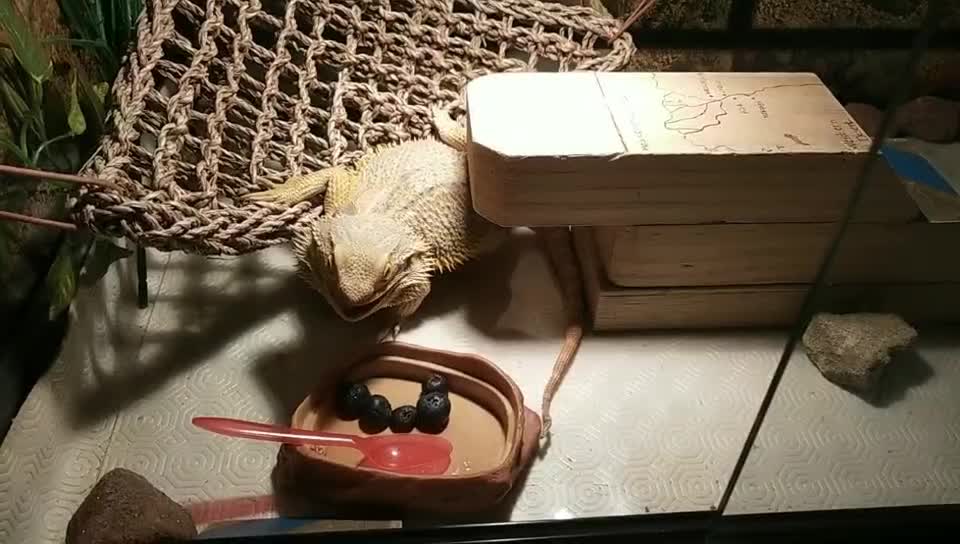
[274, 342, 541, 513]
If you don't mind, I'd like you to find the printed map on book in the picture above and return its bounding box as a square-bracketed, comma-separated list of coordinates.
[597, 72, 873, 155]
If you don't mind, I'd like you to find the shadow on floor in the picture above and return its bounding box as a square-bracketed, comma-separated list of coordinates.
[53, 228, 534, 428]
[856, 345, 936, 408]
[249, 229, 530, 422]
[393, 226, 531, 340]
[59, 250, 320, 427]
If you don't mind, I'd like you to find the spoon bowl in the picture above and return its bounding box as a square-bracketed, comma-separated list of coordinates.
[355, 433, 452, 474]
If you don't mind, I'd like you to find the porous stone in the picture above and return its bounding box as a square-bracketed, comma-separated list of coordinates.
[802, 312, 918, 392]
[66, 468, 197, 544]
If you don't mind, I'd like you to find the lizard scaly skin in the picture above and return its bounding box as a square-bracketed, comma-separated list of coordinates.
[247, 108, 582, 440]
[246, 108, 506, 336]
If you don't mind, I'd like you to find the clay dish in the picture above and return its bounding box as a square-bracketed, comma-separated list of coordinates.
[274, 342, 541, 513]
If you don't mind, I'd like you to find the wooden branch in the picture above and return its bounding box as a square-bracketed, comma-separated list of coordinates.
[0, 210, 78, 231]
[0, 163, 116, 190]
[610, 0, 656, 42]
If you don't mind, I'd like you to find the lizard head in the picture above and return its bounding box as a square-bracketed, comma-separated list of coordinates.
[292, 214, 432, 321]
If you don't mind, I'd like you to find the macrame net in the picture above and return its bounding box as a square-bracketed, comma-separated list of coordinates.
[70, 0, 634, 255]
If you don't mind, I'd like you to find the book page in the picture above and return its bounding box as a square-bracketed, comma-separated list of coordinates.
[465, 72, 625, 157]
[596, 72, 873, 155]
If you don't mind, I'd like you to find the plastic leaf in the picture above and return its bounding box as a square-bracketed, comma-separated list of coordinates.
[0, 77, 26, 118]
[46, 247, 78, 319]
[0, 133, 29, 164]
[72, 71, 106, 136]
[79, 236, 133, 287]
[67, 72, 87, 135]
[0, 77, 27, 138]
[0, 0, 52, 83]
[93, 82, 109, 104]
[55, 0, 102, 44]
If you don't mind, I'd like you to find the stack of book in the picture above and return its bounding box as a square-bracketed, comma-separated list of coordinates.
[465, 71, 960, 330]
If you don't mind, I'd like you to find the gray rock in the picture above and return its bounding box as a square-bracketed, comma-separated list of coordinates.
[802, 312, 918, 392]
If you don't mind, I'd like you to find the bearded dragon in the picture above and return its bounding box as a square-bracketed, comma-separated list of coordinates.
[246, 108, 506, 336]
[246, 108, 583, 438]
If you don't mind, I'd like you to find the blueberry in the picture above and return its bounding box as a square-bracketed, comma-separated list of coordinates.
[421, 373, 448, 395]
[390, 405, 417, 433]
[359, 394, 392, 434]
[416, 391, 451, 434]
[335, 382, 371, 420]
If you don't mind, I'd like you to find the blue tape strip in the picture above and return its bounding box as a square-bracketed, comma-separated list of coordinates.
[880, 144, 956, 195]
[197, 518, 319, 538]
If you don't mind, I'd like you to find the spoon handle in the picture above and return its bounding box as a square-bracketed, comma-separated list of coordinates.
[192, 417, 360, 450]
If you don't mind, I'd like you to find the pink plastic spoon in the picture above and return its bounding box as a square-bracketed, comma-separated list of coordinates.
[192, 416, 452, 475]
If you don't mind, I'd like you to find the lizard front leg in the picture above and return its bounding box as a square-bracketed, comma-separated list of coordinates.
[246, 165, 351, 207]
[321, 165, 362, 215]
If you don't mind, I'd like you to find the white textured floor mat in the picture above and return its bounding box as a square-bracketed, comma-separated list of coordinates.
[726, 330, 960, 514]
[0, 245, 170, 543]
[2, 229, 782, 541]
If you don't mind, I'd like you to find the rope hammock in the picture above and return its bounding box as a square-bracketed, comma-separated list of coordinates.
[68, 0, 635, 256]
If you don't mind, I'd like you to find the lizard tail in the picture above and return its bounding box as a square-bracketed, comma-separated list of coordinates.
[537, 226, 587, 439]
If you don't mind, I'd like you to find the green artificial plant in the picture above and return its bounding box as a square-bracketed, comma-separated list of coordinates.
[0, 0, 142, 322]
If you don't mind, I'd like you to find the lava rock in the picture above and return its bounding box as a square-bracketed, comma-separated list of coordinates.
[895, 96, 960, 142]
[359, 394, 392, 434]
[845, 102, 884, 137]
[390, 405, 418, 433]
[66, 467, 197, 544]
[802, 312, 918, 392]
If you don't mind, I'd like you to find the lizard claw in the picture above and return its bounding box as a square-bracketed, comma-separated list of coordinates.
[392, 322, 401, 341]
[245, 187, 286, 204]
[376, 321, 402, 344]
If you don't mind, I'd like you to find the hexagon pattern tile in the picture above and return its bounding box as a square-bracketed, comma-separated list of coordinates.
[726, 331, 960, 514]
[0, 243, 169, 544]
[0, 230, 782, 539]
[7, 226, 960, 541]
[382, 230, 784, 520]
